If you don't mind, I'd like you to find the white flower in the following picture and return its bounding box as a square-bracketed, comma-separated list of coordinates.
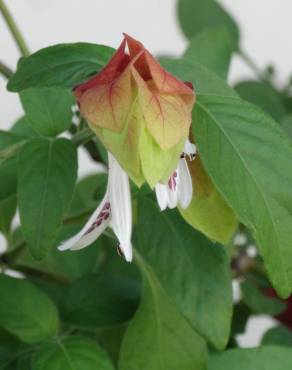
[59, 152, 133, 262]
[155, 139, 196, 211]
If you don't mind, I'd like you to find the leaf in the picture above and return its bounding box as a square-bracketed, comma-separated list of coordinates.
[179, 157, 237, 244]
[235, 80, 286, 121]
[0, 329, 21, 370]
[160, 57, 237, 98]
[177, 0, 240, 49]
[208, 346, 292, 370]
[6, 351, 32, 370]
[183, 26, 233, 79]
[0, 131, 25, 200]
[0, 196, 17, 237]
[261, 326, 292, 346]
[32, 336, 114, 370]
[60, 273, 139, 328]
[134, 197, 232, 349]
[11, 116, 38, 138]
[119, 258, 207, 370]
[0, 275, 59, 343]
[18, 138, 77, 259]
[20, 87, 75, 136]
[68, 173, 107, 219]
[241, 280, 286, 315]
[8, 43, 115, 92]
[48, 225, 103, 279]
[230, 303, 251, 337]
[280, 114, 292, 139]
[14, 224, 103, 281]
[97, 325, 127, 366]
[194, 95, 292, 297]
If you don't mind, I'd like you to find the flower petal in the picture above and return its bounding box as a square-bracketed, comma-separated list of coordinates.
[177, 158, 193, 209]
[155, 183, 169, 211]
[183, 139, 197, 157]
[58, 190, 111, 251]
[108, 153, 133, 262]
[166, 175, 179, 209]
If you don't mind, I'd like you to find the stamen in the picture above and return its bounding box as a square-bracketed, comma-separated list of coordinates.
[182, 151, 197, 161]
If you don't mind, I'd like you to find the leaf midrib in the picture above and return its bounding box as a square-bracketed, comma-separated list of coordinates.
[34, 140, 54, 251]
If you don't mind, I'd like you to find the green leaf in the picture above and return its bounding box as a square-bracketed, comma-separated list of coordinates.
[280, 114, 292, 139]
[97, 324, 127, 366]
[0, 131, 25, 200]
[0, 196, 17, 237]
[177, 0, 240, 49]
[20, 87, 75, 136]
[32, 336, 114, 370]
[183, 26, 233, 79]
[5, 350, 33, 370]
[0, 329, 21, 370]
[119, 257, 207, 370]
[262, 326, 292, 346]
[68, 173, 107, 219]
[0, 275, 59, 343]
[11, 116, 38, 138]
[18, 138, 77, 259]
[160, 57, 237, 98]
[241, 280, 286, 315]
[235, 80, 286, 121]
[14, 224, 102, 281]
[8, 43, 115, 92]
[194, 95, 292, 297]
[60, 274, 139, 328]
[48, 224, 102, 279]
[208, 346, 292, 370]
[134, 197, 232, 349]
[179, 157, 237, 244]
[230, 303, 251, 337]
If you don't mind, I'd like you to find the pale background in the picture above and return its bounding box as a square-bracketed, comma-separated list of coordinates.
[1, 0, 291, 347]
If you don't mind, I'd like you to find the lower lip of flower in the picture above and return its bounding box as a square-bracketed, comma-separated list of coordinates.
[84, 201, 111, 235]
[168, 171, 178, 190]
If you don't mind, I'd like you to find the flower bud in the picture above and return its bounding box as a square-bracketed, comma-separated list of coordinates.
[75, 34, 195, 187]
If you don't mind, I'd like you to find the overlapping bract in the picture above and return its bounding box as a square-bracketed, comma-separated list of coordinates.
[75, 34, 195, 187]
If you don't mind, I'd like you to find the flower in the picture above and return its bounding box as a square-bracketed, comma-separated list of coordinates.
[155, 139, 196, 211]
[74, 34, 195, 188]
[59, 152, 133, 262]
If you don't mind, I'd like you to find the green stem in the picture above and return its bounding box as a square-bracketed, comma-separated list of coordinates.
[71, 127, 95, 146]
[0, 0, 30, 56]
[3, 262, 69, 285]
[0, 60, 13, 79]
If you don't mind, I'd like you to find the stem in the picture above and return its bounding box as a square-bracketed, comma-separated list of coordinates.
[0, 0, 30, 57]
[0, 60, 13, 79]
[4, 262, 69, 285]
[71, 127, 95, 146]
